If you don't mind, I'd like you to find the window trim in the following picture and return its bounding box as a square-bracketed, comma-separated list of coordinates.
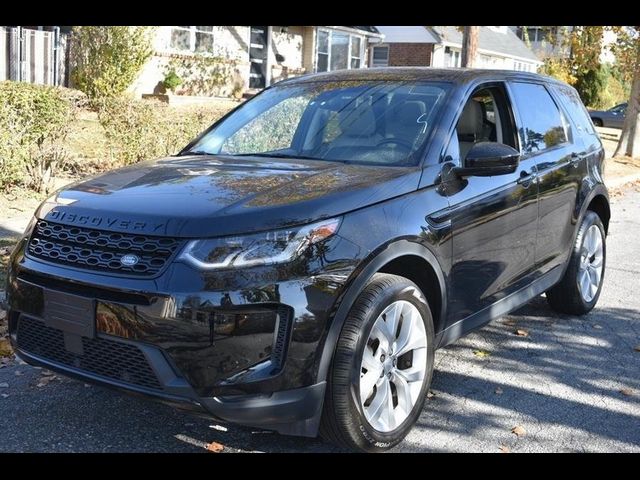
[507, 80, 572, 158]
[371, 45, 389, 67]
[168, 26, 216, 55]
[315, 28, 366, 72]
[439, 80, 520, 166]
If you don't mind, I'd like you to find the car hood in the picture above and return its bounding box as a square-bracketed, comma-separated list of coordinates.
[38, 155, 421, 237]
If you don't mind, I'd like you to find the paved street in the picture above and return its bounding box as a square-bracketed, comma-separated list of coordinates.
[1, 190, 639, 453]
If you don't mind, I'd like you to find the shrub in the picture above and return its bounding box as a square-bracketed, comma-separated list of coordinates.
[0, 81, 75, 192]
[70, 26, 155, 104]
[162, 70, 182, 92]
[97, 96, 226, 166]
[168, 54, 236, 97]
[574, 65, 608, 108]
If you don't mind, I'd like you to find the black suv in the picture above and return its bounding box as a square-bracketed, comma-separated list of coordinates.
[6, 68, 609, 452]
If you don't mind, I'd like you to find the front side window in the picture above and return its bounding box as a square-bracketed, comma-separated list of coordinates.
[452, 85, 518, 161]
[185, 81, 451, 166]
[170, 26, 215, 54]
[316, 29, 366, 72]
[509, 82, 568, 153]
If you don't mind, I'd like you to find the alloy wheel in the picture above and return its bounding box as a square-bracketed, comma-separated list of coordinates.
[359, 300, 428, 432]
[578, 224, 604, 303]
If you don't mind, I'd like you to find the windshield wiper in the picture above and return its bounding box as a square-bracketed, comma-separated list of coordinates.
[178, 150, 215, 156]
[230, 152, 349, 163]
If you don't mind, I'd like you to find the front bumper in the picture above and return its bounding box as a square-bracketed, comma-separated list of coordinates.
[6, 233, 362, 436]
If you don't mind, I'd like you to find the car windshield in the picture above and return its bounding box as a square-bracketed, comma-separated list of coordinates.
[183, 80, 451, 166]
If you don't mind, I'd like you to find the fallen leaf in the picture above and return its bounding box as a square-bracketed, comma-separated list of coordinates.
[592, 324, 603, 330]
[427, 390, 436, 399]
[620, 389, 634, 396]
[515, 329, 529, 337]
[502, 319, 517, 326]
[511, 425, 526, 436]
[41, 370, 56, 377]
[209, 424, 228, 432]
[495, 387, 504, 395]
[1, 393, 8, 398]
[205, 441, 224, 453]
[0, 382, 8, 388]
[0, 338, 13, 358]
[473, 349, 491, 358]
[499, 445, 510, 453]
[634, 345, 640, 352]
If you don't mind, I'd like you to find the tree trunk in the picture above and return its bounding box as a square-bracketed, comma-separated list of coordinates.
[461, 26, 479, 68]
[614, 45, 640, 158]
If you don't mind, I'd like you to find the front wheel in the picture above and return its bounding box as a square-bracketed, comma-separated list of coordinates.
[320, 273, 435, 452]
[546, 211, 606, 315]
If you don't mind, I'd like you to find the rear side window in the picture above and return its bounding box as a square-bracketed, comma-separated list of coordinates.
[552, 83, 597, 136]
[510, 82, 568, 153]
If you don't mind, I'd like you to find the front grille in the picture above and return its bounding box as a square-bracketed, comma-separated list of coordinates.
[17, 316, 162, 391]
[27, 220, 182, 277]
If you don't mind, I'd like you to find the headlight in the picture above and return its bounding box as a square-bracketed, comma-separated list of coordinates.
[178, 218, 341, 270]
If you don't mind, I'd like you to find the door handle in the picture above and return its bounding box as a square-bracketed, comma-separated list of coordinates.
[517, 170, 536, 187]
[570, 152, 583, 167]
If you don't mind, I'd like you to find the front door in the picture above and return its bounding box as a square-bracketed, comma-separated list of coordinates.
[249, 26, 268, 89]
[444, 83, 539, 325]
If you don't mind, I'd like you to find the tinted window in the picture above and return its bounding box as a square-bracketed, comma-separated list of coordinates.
[510, 82, 568, 153]
[552, 83, 597, 136]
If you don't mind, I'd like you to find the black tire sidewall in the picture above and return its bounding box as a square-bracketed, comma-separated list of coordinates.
[344, 280, 435, 451]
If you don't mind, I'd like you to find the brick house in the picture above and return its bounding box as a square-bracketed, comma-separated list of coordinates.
[131, 26, 382, 99]
[370, 26, 542, 72]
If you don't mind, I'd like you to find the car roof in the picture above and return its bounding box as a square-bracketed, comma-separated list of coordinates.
[275, 67, 564, 87]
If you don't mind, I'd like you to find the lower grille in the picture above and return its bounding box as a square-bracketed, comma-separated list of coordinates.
[16, 316, 162, 391]
[271, 306, 293, 370]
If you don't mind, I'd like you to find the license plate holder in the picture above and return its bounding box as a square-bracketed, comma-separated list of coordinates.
[43, 289, 96, 338]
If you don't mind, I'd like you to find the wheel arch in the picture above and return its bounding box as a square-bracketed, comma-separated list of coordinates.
[316, 240, 447, 385]
[586, 192, 611, 234]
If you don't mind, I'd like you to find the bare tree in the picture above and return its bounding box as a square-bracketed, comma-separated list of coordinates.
[614, 35, 640, 158]
[461, 26, 479, 68]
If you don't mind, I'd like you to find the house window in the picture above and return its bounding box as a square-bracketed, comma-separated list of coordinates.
[170, 26, 215, 54]
[372, 46, 389, 67]
[445, 48, 460, 67]
[351, 37, 362, 68]
[316, 28, 365, 72]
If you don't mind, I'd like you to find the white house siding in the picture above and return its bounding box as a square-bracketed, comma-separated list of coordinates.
[130, 26, 252, 98]
[270, 26, 306, 84]
[431, 44, 539, 72]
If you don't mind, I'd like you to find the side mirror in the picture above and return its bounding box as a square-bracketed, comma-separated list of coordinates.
[455, 142, 520, 177]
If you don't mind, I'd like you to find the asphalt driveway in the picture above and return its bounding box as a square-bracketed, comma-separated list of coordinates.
[1, 190, 639, 453]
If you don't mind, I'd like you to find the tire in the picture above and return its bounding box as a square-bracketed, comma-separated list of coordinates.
[592, 118, 603, 127]
[546, 211, 606, 315]
[320, 273, 435, 452]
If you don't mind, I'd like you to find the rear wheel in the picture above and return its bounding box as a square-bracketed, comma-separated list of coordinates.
[547, 211, 606, 315]
[592, 118, 603, 127]
[320, 273, 434, 452]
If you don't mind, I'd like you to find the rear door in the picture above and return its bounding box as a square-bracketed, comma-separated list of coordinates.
[444, 82, 539, 325]
[508, 81, 584, 275]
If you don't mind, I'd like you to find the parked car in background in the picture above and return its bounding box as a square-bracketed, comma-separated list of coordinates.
[589, 103, 627, 128]
[6, 68, 610, 452]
